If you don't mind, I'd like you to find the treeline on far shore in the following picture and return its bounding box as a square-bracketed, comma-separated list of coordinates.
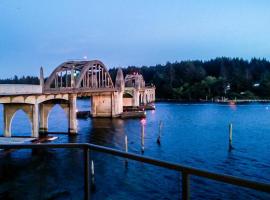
[109, 57, 270, 100]
[0, 76, 39, 85]
[2, 57, 270, 101]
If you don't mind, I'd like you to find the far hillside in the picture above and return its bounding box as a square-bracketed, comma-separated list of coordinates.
[110, 57, 270, 100]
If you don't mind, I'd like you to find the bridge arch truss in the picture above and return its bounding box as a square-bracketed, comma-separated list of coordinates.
[45, 60, 114, 93]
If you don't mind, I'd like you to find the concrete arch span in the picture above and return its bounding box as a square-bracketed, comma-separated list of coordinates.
[3, 103, 38, 137]
[123, 92, 133, 98]
[39, 99, 70, 133]
[10, 109, 32, 137]
[0, 94, 69, 105]
[39, 95, 77, 134]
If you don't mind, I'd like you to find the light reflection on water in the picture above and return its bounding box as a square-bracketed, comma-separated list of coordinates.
[0, 101, 270, 199]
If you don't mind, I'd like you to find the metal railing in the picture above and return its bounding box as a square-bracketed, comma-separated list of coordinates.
[0, 143, 270, 200]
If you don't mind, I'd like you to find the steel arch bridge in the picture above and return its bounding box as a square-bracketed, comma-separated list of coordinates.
[44, 60, 115, 93]
[0, 59, 156, 138]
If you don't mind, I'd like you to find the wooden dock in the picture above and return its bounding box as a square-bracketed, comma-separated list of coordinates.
[0, 137, 34, 144]
[121, 111, 146, 119]
[0, 135, 58, 145]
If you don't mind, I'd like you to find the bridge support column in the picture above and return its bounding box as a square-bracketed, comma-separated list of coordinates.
[144, 94, 148, 104]
[91, 97, 97, 117]
[112, 91, 123, 117]
[32, 103, 39, 137]
[3, 105, 12, 137]
[139, 93, 145, 105]
[68, 94, 77, 134]
[133, 89, 140, 107]
[39, 104, 54, 133]
[116, 91, 123, 115]
[143, 88, 155, 104]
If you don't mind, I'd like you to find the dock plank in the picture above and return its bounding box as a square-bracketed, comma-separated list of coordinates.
[0, 137, 34, 144]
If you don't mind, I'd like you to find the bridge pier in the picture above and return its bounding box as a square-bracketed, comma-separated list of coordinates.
[114, 91, 123, 115]
[91, 93, 113, 117]
[133, 90, 140, 107]
[32, 103, 39, 137]
[68, 94, 78, 134]
[39, 103, 54, 133]
[91, 91, 123, 118]
[3, 104, 12, 137]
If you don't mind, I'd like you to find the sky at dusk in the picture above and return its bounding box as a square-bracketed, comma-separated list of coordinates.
[0, 0, 270, 78]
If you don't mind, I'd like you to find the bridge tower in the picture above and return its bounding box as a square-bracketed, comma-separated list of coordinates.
[114, 68, 125, 114]
[124, 73, 146, 107]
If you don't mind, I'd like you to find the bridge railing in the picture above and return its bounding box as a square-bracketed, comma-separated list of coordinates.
[0, 84, 42, 95]
[43, 87, 116, 94]
[0, 143, 270, 200]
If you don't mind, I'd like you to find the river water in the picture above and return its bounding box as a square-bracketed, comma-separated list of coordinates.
[0, 100, 270, 199]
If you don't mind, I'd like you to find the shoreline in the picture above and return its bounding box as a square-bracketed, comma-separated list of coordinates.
[155, 98, 270, 104]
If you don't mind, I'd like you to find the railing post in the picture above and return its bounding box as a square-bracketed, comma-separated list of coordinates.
[182, 172, 190, 200]
[84, 147, 90, 200]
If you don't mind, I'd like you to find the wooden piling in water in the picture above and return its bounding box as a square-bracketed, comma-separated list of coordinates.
[125, 135, 128, 166]
[91, 160, 96, 191]
[157, 120, 162, 145]
[229, 123, 233, 150]
[125, 135, 128, 153]
[141, 124, 145, 153]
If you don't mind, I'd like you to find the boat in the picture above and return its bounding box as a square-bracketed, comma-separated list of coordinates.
[121, 111, 146, 119]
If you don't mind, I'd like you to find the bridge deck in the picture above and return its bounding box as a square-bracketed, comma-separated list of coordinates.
[0, 84, 42, 96]
[44, 87, 117, 95]
[0, 88, 117, 97]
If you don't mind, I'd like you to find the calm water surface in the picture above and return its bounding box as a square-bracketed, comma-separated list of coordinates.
[0, 101, 270, 199]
